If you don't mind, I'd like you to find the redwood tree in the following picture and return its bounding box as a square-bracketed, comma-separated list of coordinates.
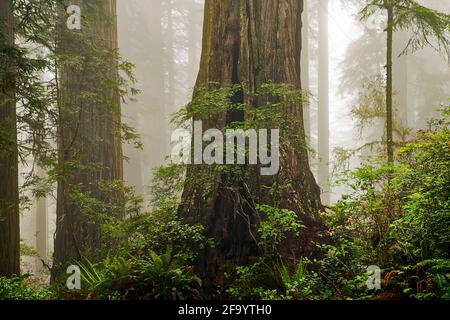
[53, 0, 124, 277]
[0, 0, 20, 277]
[180, 0, 322, 289]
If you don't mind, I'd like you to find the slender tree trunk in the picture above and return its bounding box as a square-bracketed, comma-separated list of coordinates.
[0, 0, 20, 277]
[53, 0, 123, 279]
[318, 0, 330, 204]
[180, 0, 322, 290]
[386, 2, 394, 163]
[393, 30, 408, 133]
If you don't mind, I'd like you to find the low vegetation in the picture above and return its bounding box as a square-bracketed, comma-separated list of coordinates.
[1, 107, 448, 300]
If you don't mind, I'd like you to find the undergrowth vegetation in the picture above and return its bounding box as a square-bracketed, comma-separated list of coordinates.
[1, 104, 448, 300]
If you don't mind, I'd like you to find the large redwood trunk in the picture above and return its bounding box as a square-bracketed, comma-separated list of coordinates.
[53, 0, 123, 278]
[180, 0, 322, 289]
[0, 0, 20, 277]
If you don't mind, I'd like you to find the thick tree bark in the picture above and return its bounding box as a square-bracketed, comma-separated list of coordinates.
[53, 0, 123, 278]
[0, 0, 20, 277]
[180, 0, 322, 289]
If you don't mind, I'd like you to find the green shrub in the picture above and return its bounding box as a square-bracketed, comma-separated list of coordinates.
[324, 107, 450, 300]
[277, 258, 319, 300]
[73, 247, 201, 300]
[0, 276, 54, 300]
[257, 204, 305, 255]
[130, 247, 201, 300]
[226, 260, 280, 300]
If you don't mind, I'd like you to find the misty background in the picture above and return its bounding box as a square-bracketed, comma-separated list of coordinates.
[19, 0, 449, 271]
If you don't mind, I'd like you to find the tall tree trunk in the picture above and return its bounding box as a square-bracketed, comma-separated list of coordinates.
[53, 0, 123, 278]
[393, 30, 408, 132]
[386, 2, 394, 163]
[318, 0, 330, 204]
[0, 0, 20, 277]
[180, 0, 322, 290]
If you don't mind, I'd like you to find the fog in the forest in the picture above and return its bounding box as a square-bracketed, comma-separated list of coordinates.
[19, 0, 449, 269]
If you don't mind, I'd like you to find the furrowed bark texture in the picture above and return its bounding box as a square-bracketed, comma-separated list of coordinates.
[53, 0, 123, 278]
[180, 0, 322, 289]
[0, 0, 20, 277]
